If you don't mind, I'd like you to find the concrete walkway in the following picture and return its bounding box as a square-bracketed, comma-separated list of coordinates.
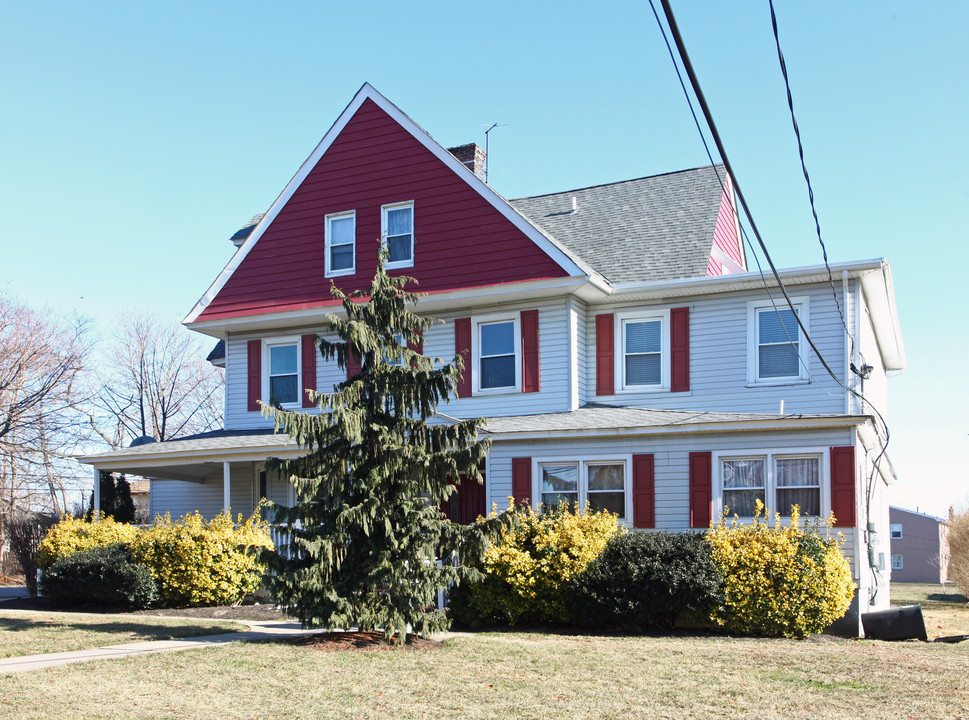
[0, 619, 319, 674]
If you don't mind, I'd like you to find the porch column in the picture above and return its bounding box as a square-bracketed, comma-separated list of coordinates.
[223, 461, 231, 513]
[92, 467, 101, 520]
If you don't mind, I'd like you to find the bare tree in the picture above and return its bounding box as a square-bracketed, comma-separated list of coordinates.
[0, 294, 90, 566]
[87, 312, 224, 448]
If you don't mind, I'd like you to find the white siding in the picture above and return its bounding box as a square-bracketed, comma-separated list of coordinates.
[149, 477, 223, 520]
[422, 298, 572, 418]
[487, 427, 859, 571]
[585, 283, 849, 414]
[852, 286, 889, 422]
[571, 298, 588, 409]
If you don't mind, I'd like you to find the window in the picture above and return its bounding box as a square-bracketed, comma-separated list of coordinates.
[716, 449, 824, 517]
[747, 297, 810, 384]
[617, 311, 669, 391]
[265, 340, 300, 407]
[473, 315, 520, 392]
[325, 211, 355, 276]
[890, 523, 903, 540]
[537, 457, 630, 522]
[382, 202, 414, 268]
[891, 554, 903, 570]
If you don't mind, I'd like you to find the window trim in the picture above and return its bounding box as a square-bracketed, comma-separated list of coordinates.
[746, 296, 810, 386]
[472, 313, 521, 395]
[615, 309, 670, 392]
[891, 553, 903, 570]
[262, 337, 302, 409]
[381, 201, 415, 270]
[532, 454, 634, 525]
[890, 523, 903, 540]
[713, 447, 830, 519]
[325, 210, 356, 278]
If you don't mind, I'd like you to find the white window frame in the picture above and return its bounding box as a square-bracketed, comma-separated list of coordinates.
[325, 210, 356, 278]
[472, 313, 521, 395]
[532, 455, 633, 526]
[890, 524, 903, 540]
[746, 296, 810, 386]
[891, 554, 903, 570]
[615, 309, 670, 392]
[713, 447, 829, 519]
[263, 337, 302, 410]
[381, 201, 415, 270]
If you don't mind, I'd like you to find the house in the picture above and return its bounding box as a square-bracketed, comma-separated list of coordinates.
[79, 83, 905, 634]
[889, 506, 949, 584]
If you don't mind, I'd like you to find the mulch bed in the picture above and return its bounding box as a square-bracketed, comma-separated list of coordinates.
[284, 630, 443, 651]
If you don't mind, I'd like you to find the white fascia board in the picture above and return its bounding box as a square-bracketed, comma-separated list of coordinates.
[76, 439, 300, 468]
[186, 274, 593, 336]
[859, 262, 906, 371]
[184, 83, 591, 325]
[485, 414, 869, 442]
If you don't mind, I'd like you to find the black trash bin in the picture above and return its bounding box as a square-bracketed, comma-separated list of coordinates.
[861, 604, 927, 641]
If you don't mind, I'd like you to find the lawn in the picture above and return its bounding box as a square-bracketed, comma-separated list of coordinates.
[890, 582, 969, 638]
[0, 611, 244, 658]
[0, 585, 966, 719]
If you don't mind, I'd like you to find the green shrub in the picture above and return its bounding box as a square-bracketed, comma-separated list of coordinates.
[38, 514, 140, 571]
[40, 543, 157, 609]
[129, 510, 274, 607]
[566, 531, 723, 631]
[706, 502, 854, 638]
[459, 503, 621, 625]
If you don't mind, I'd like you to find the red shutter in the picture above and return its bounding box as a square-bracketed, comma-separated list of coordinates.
[632, 453, 655, 529]
[301, 334, 316, 408]
[830, 446, 856, 528]
[595, 314, 614, 396]
[689, 451, 712, 529]
[247, 340, 261, 412]
[670, 307, 690, 393]
[454, 317, 472, 398]
[407, 332, 423, 356]
[511, 458, 532, 506]
[521, 309, 540, 393]
[345, 347, 361, 379]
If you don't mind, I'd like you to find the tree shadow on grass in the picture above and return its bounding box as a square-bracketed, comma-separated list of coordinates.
[0, 615, 237, 640]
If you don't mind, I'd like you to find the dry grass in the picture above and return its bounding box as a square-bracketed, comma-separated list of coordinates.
[0, 629, 967, 718]
[891, 582, 969, 637]
[0, 610, 243, 658]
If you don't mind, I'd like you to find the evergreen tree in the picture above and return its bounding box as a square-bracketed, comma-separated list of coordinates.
[88, 471, 136, 523]
[263, 254, 505, 643]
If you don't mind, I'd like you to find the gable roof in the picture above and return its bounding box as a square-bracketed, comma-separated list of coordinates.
[185, 84, 594, 326]
[508, 165, 728, 284]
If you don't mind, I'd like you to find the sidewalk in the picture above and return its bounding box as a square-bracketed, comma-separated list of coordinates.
[0, 619, 318, 674]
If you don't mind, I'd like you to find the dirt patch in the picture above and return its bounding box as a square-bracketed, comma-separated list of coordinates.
[285, 630, 443, 651]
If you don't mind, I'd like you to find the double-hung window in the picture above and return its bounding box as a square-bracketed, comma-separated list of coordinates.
[382, 202, 414, 269]
[747, 297, 809, 384]
[265, 340, 300, 407]
[538, 458, 630, 522]
[717, 449, 824, 517]
[890, 524, 903, 540]
[617, 310, 669, 391]
[325, 211, 355, 277]
[891, 554, 903, 570]
[474, 315, 520, 392]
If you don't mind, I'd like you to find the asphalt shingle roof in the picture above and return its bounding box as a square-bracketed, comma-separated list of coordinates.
[508, 165, 726, 283]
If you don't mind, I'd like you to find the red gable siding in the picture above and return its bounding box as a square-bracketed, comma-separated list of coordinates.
[198, 99, 570, 321]
[707, 187, 744, 276]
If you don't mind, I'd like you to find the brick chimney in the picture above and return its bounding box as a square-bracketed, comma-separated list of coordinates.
[447, 143, 486, 180]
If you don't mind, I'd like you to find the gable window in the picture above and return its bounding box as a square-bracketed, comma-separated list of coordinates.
[382, 202, 414, 269]
[716, 449, 824, 517]
[891, 554, 903, 570]
[747, 298, 810, 384]
[325, 211, 355, 277]
[617, 310, 669, 391]
[265, 340, 300, 407]
[538, 457, 630, 522]
[474, 315, 520, 392]
[890, 524, 903, 540]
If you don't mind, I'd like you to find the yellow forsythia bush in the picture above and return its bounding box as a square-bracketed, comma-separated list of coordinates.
[38, 513, 140, 571]
[129, 510, 274, 607]
[467, 502, 621, 624]
[707, 501, 855, 638]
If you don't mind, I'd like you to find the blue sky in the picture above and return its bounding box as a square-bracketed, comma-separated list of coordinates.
[2, 1, 967, 516]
